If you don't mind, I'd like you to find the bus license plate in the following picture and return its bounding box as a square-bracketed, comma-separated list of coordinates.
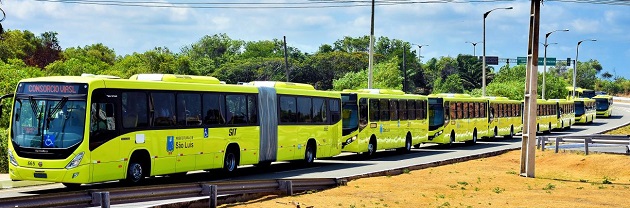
[34, 173, 47, 178]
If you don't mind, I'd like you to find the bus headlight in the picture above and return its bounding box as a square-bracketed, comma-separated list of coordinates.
[435, 131, 443, 137]
[8, 150, 18, 166]
[345, 136, 357, 144]
[65, 152, 84, 169]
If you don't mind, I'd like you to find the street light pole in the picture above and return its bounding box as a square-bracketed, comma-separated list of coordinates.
[368, 0, 375, 89]
[417, 44, 428, 62]
[573, 39, 596, 98]
[465, 41, 482, 56]
[483, 6, 513, 97]
[542, 29, 569, 99]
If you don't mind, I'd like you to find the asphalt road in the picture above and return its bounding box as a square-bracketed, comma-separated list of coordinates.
[1, 102, 629, 204]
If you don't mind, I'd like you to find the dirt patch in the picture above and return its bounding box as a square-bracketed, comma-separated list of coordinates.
[222, 150, 630, 208]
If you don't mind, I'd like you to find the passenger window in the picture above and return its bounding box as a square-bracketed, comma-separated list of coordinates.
[122, 92, 148, 128]
[390, 100, 398, 120]
[380, 99, 390, 121]
[152, 92, 175, 127]
[280, 96, 297, 123]
[312, 98, 326, 123]
[407, 100, 416, 120]
[247, 95, 258, 124]
[177, 93, 202, 126]
[297, 97, 313, 123]
[226, 94, 248, 125]
[370, 99, 380, 121]
[329, 98, 341, 123]
[203, 93, 225, 125]
[399, 100, 407, 120]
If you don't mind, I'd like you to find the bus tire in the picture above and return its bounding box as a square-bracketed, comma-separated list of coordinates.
[398, 133, 412, 153]
[304, 140, 316, 164]
[494, 127, 498, 139]
[466, 129, 477, 144]
[449, 131, 455, 146]
[561, 121, 565, 130]
[366, 136, 377, 157]
[506, 126, 514, 139]
[125, 161, 145, 184]
[223, 146, 239, 173]
[547, 123, 552, 134]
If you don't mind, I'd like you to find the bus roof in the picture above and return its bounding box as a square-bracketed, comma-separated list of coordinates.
[428, 93, 472, 98]
[129, 74, 221, 85]
[593, 95, 613, 99]
[342, 89, 405, 95]
[247, 81, 315, 90]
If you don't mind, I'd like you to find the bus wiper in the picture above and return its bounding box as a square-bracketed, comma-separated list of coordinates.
[46, 97, 68, 129]
[29, 96, 43, 135]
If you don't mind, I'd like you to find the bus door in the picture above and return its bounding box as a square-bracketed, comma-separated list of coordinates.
[89, 89, 123, 182]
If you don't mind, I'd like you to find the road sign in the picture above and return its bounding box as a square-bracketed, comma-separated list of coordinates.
[484, 56, 499, 65]
[516, 57, 556, 65]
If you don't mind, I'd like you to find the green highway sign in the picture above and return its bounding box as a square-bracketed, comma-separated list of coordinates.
[517, 57, 556, 65]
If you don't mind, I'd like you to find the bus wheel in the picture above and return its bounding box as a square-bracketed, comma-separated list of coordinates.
[366, 137, 377, 156]
[494, 127, 498, 139]
[398, 134, 412, 153]
[561, 121, 564, 130]
[449, 132, 456, 146]
[304, 142, 316, 164]
[506, 126, 514, 139]
[62, 183, 81, 189]
[125, 161, 145, 184]
[223, 149, 238, 173]
[547, 123, 552, 134]
[466, 130, 478, 145]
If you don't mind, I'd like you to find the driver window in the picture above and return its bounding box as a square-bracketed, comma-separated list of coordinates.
[90, 103, 115, 132]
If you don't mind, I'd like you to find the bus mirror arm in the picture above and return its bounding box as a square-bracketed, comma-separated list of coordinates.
[0, 93, 15, 119]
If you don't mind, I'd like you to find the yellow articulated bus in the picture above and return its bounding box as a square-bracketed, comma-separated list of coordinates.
[340, 89, 427, 156]
[548, 99, 575, 130]
[487, 97, 522, 139]
[574, 98, 596, 124]
[427, 94, 488, 145]
[535, 99, 558, 134]
[4, 74, 343, 187]
[593, 95, 613, 118]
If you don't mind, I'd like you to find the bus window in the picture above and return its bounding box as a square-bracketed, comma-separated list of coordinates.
[342, 96, 358, 134]
[280, 96, 297, 123]
[297, 97, 313, 123]
[152, 92, 176, 126]
[359, 98, 368, 129]
[177, 93, 202, 126]
[226, 94, 248, 125]
[399, 100, 407, 120]
[203, 93, 225, 125]
[329, 98, 341, 123]
[122, 92, 148, 128]
[380, 99, 390, 121]
[247, 95, 258, 124]
[313, 98, 326, 123]
[407, 100, 416, 120]
[370, 99, 380, 121]
[390, 100, 398, 120]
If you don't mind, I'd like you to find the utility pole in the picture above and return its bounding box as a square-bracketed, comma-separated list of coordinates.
[368, 0, 375, 89]
[521, 0, 540, 178]
[283, 36, 289, 82]
[403, 45, 407, 93]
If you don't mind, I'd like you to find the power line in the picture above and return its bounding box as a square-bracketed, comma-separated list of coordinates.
[30, 0, 515, 9]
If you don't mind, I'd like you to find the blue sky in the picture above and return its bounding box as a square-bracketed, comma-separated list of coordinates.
[5, 0, 630, 79]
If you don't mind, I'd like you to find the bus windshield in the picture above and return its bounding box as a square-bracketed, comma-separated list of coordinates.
[595, 98, 609, 111]
[581, 90, 595, 99]
[341, 97, 359, 136]
[575, 101, 585, 116]
[12, 98, 86, 149]
[428, 98, 444, 131]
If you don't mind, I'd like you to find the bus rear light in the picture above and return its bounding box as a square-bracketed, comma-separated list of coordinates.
[8, 150, 18, 166]
[65, 152, 84, 169]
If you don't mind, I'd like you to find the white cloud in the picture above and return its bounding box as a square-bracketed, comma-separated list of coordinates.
[570, 19, 600, 33]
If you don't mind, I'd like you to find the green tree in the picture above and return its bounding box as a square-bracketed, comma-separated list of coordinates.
[332, 57, 402, 91]
[432, 73, 464, 94]
[0, 30, 38, 62]
[181, 33, 244, 75]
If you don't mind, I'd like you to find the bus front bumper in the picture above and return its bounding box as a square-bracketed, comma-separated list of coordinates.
[9, 164, 91, 184]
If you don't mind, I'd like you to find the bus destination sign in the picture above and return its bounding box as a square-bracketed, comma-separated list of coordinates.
[20, 83, 86, 95]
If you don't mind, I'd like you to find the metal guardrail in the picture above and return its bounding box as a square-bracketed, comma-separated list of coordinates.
[537, 134, 630, 155]
[0, 178, 346, 208]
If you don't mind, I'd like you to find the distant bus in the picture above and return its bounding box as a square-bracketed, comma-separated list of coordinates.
[427, 94, 488, 145]
[567, 86, 596, 99]
[4, 74, 343, 187]
[536, 99, 558, 133]
[548, 99, 575, 130]
[574, 98, 596, 124]
[340, 89, 427, 156]
[593, 95, 613, 118]
[487, 97, 522, 138]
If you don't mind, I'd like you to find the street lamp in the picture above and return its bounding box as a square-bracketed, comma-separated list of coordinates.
[542, 29, 569, 99]
[572, 39, 596, 98]
[483, 6, 512, 97]
[465, 41, 482, 56]
[413, 44, 429, 61]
